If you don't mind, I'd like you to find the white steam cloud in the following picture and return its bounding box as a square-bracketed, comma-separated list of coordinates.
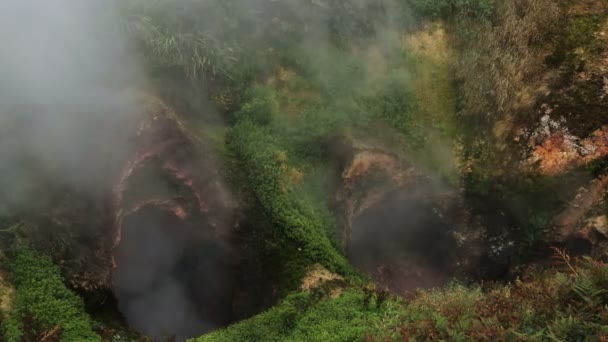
[0, 0, 140, 205]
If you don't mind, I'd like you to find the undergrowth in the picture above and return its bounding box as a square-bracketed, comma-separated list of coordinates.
[195, 251, 608, 341]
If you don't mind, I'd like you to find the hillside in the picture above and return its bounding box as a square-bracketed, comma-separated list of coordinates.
[1, 0, 608, 341]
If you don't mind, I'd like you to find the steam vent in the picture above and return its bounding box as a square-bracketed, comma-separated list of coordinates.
[337, 145, 481, 293]
[4, 0, 608, 341]
[109, 97, 237, 338]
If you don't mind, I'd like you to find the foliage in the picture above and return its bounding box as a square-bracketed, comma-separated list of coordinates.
[194, 288, 391, 342]
[583, 155, 608, 178]
[463, 171, 576, 250]
[1, 243, 100, 342]
[410, 0, 496, 19]
[218, 14, 456, 286]
[546, 14, 605, 69]
[358, 76, 422, 147]
[227, 119, 354, 278]
[453, 0, 561, 122]
[121, 0, 404, 83]
[195, 253, 608, 341]
[224, 40, 452, 280]
[325, 0, 397, 48]
[122, 0, 242, 80]
[399, 252, 608, 341]
[113, 1, 608, 341]
[454, 0, 569, 249]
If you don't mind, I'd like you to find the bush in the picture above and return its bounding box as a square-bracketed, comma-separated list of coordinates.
[358, 76, 422, 147]
[235, 87, 277, 125]
[227, 119, 354, 277]
[2, 243, 100, 342]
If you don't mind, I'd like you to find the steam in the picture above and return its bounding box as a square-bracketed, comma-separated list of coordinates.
[349, 183, 455, 293]
[0, 1, 236, 339]
[0, 0, 140, 207]
[112, 208, 229, 340]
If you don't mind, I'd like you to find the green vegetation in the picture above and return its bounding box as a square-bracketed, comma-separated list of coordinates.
[227, 118, 354, 278]
[126, 0, 461, 295]
[222, 35, 458, 287]
[196, 287, 388, 342]
[411, 0, 495, 19]
[547, 14, 605, 68]
[2, 0, 608, 341]
[463, 171, 578, 249]
[121, 0, 408, 83]
[196, 252, 608, 341]
[1, 242, 99, 341]
[121, 1, 608, 340]
[193, 252, 608, 342]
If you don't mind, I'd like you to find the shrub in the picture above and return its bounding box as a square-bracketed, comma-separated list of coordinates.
[235, 87, 278, 125]
[227, 119, 354, 277]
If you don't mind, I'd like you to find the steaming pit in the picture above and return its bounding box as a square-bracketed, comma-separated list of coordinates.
[108, 100, 259, 340]
[112, 206, 234, 340]
[340, 148, 460, 294]
[349, 185, 456, 294]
